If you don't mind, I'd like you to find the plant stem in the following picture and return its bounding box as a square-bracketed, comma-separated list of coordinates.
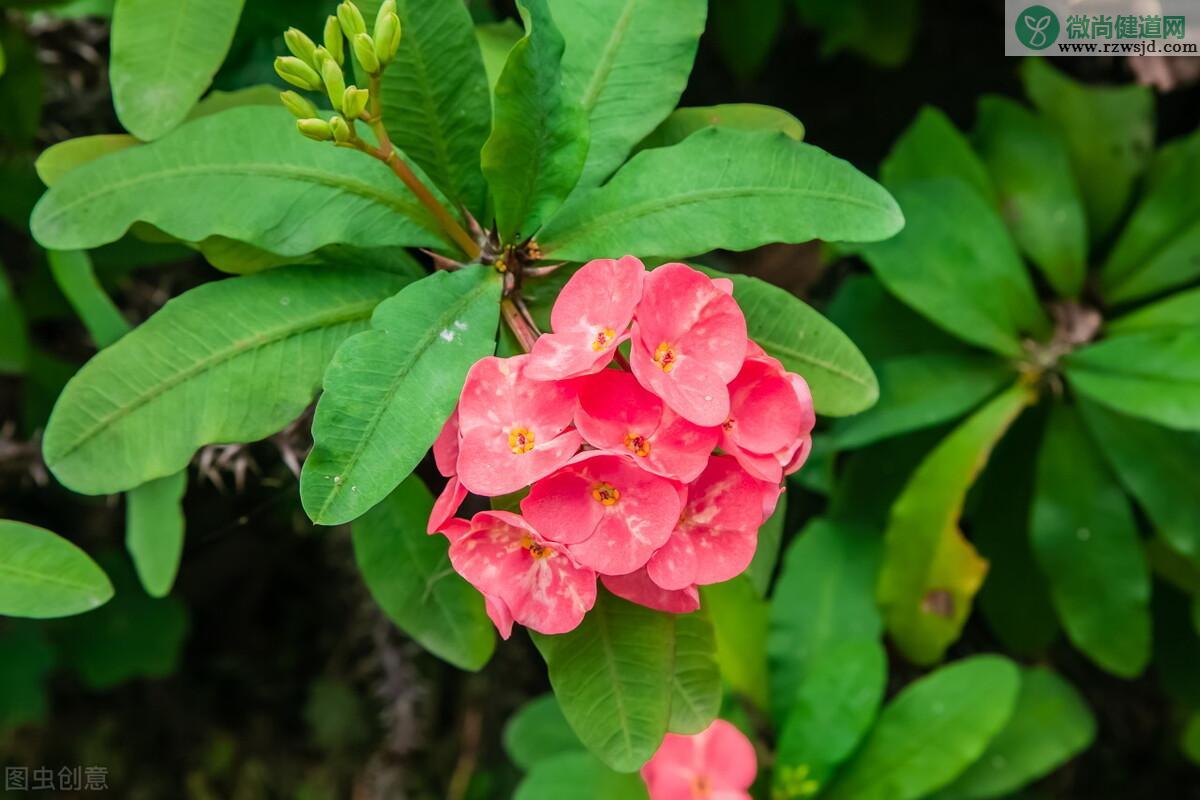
[501, 298, 540, 352]
[613, 350, 631, 371]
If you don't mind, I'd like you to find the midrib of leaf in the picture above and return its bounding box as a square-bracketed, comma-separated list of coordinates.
[399, 534, 476, 656]
[0, 561, 100, 594]
[597, 603, 635, 760]
[669, 622, 704, 721]
[314, 281, 493, 520]
[52, 301, 380, 462]
[749, 311, 872, 389]
[579, 0, 637, 111]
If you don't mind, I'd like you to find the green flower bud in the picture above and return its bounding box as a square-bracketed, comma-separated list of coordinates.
[321, 57, 346, 112]
[297, 118, 334, 142]
[353, 32, 380, 74]
[330, 115, 353, 144]
[274, 56, 323, 91]
[376, 0, 397, 26]
[374, 12, 401, 65]
[336, 1, 367, 38]
[323, 15, 344, 65]
[280, 90, 319, 119]
[284, 27, 318, 68]
[342, 85, 370, 119]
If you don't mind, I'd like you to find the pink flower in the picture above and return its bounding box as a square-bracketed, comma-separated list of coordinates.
[647, 456, 765, 591]
[521, 453, 682, 575]
[641, 719, 757, 800]
[455, 355, 582, 496]
[630, 264, 747, 427]
[602, 569, 699, 614]
[719, 357, 809, 484]
[448, 510, 597, 635]
[574, 370, 718, 484]
[525, 256, 646, 381]
[485, 593, 514, 640]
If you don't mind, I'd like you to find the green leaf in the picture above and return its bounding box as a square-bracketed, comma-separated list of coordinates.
[43, 264, 411, 495]
[880, 106, 994, 202]
[973, 96, 1087, 298]
[702, 576, 769, 710]
[35, 134, 139, 187]
[833, 352, 1014, 450]
[877, 383, 1033, 665]
[504, 694, 582, 770]
[1078, 399, 1200, 566]
[637, 103, 804, 152]
[514, 751, 649, 800]
[774, 638, 887, 795]
[795, 0, 919, 67]
[0, 259, 29, 374]
[710, 0, 781, 78]
[538, 127, 904, 261]
[768, 518, 882, 722]
[46, 249, 130, 349]
[717, 271, 878, 417]
[1107, 286, 1200, 336]
[110, 0, 246, 140]
[825, 274, 968, 364]
[532, 591, 674, 772]
[32, 107, 445, 257]
[668, 611, 720, 735]
[356, 0, 491, 217]
[1065, 330, 1200, 431]
[302, 267, 500, 525]
[476, 20, 522, 91]
[125, 471, 186, 598]
[1031, 403, 1151, 677]
[857, 178, 1049, 358]
[932, 667, 1095, 800]
[1020, 58, 1154, 243]
[1102, 129, 1200, 303]
[0, 624, 56, 729]
[482, 0, 588, 244]
[0, 520, 113, 618]
[184, 84, 281, 121]
[745, 490, 786, 596]
[551, 0, 706, 188]
[351, 476, 496, 671]
[822, 655, 1021, 800]
[829, 427, 945, 531]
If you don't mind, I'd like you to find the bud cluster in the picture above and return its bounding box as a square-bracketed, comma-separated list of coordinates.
[428, 258, 817, 637]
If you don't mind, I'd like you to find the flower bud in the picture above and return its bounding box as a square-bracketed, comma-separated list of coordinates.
[274, 56, 323, 91]
[374, 12, 401, 65]
[323, 15, 344, 65]
[297, 118, 334, 142]
[376, 0, 397, 25]
[284, 27, 318, 68]
[321, 57, 346, 112]
[353, 32, 381, 74]
[342, 85, 370, 119]
[337, 2, 367, 38]
[280, 90, 319, 119]
[330, 115, 353, 144]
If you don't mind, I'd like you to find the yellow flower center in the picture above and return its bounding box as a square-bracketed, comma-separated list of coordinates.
[624, 433, 651, 457]
[520, 534, 554, 560]
[691, 775, 712, 798]
[508, 427, 535, 454]
[591, 327, 617, 351]
[653, 342, 677, 372]
[591, 482, 621, 506]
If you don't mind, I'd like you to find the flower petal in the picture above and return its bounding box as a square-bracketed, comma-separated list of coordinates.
[602, 569, 700, 614]
[428, 475, 468, 534]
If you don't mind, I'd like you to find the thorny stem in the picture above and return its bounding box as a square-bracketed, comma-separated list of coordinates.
[501, 297, 540, 352]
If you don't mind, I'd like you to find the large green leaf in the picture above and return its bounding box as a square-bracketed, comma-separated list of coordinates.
[701, 576, 769, 710]
[47, 249, 130, 349]
[476, 20, 522, 91]
[825, 274, 968, 364]
[1107, 286, 1200, 336]
[0, 258, 29, 374]
[973, 96, 1087, 298]
[857, 178, 1049, 358]
[504, 694, 582, 770]
[35, 134, 139, 187]
[932, 667, 1095, 800]
[667, 612, 720, 734]
[532, 591, 674, 772]
[43, 265, 410, 495]
[110, 0, 246, 140]
[538, 127, 904, 260]
[0, 520, 113, 618]
[514, 752, 649, 800]
[125, 471, 186, 598]
[1031, 403, 1151, 677]
[822, 655, 1021, 800]
[880, 106, 994, 201]
[302, 267, 500, 525]
[833, 352, 1013, 450]
[351, 476, 496, 671]
[1102, 129, 1200, 303]
[1020, 58, 1154, 243]
[32, 107, 445, 256]
[551, 0, 705, 187]
[1065, 330, 1200, 431]
[768, 518, 882, 722]
[482, 0, 588, 244]
[638, 104, 804, 152]
[356, 0, 491, 217]
[877, 383, 1033, 665]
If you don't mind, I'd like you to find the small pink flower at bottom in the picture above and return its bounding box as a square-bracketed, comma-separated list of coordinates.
[521, 453, 682, 576]
[602, 569, 699, 614]
[448, 511, 596, 635]
[630, 264, 748, 427]
[575, 370, 718, 484]
[526, 256, 646, 381]
[455, 355, 582, 496]
[641, 719, 757, 800]
[647, 456, 765, 591]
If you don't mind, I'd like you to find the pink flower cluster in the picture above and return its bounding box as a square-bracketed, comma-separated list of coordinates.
[429, 257, 815, 636]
